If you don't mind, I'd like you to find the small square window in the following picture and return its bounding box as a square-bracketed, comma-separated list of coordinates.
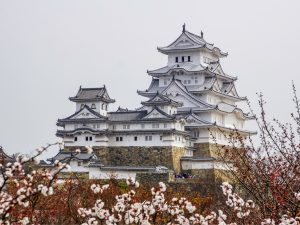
[134, 136, 138, 141]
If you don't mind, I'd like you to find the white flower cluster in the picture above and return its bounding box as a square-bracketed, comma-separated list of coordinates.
[80, 178, 239, 225]
[0, 143, 71, 225]
[80, 180, 300, 225]
[126, 177, 139, 188]
[278, 215, 300, 225]
[221, 182, 254, 219]
[295, 192, 300, 201]
[90, 184, 110, 194]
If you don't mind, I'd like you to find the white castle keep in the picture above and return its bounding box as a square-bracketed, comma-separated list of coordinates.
[53, 25, 255, 179]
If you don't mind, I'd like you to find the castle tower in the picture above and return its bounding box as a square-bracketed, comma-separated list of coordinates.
[57, 86, 115, 148]
[137, 25, 255, 178]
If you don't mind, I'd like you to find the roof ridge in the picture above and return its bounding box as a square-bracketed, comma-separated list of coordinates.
[61, 105, 107, 120]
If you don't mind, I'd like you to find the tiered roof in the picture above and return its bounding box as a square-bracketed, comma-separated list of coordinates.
[57, 105, 108, 127]
[141, 92, 183, 107]
[157, 24, 228, 57]
[47, 151, 99, 163]
[69, 86, 115, 103]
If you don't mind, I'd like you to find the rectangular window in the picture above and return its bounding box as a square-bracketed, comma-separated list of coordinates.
[74, 124, 78, 129]
[97, 124, 100, 128]
[74, 137, 77, 142]
[188, 56, 191, 62]
[188, 80, 191, 84]
[149, 136, 152, 141]
[183, 80, 187, 84]
[85, 137, 88, 141]
[182, 56, 184, 62]
[164, 79, 167, 85]
[134, 136, 138, 141]
[123, 124, 130, 129]
[93, 124, 96, 129]
[141, 124, 145, 129]
[152, 124, 159, 128]
[112, 125, 116, 130]
[175, 57, 178, 63]
[89, 136, 92, 141]
[195, 79, 198, 84]
[145, 136, 148, 141]
[160, 136, 163, 141]
[116, 137, 119, 141]
[120, 137, 123, 141]
[164, 123, 167, 128]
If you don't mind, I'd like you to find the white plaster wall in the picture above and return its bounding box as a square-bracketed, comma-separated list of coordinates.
[181, 160, 231, 171]
[109, 122, 184, 132]
[200, 49, 219, 65]
[65, 123, 108, 131]
[109, 133, 186, 147]
[64, 134, 110, 147]
[62, 160, 89, 173]
[224, 113, 244, 129]
[167, 52, 201, 66]
[89, 169, 137, 180]
[159, 74, 205, 88]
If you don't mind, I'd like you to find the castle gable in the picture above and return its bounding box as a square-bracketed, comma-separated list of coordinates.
[142, 107, 174, 120]
[162, 80, 213, 108]
[64, 106, 106, 121]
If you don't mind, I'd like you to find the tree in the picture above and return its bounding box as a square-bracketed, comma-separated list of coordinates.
[217, 83, 300, 222]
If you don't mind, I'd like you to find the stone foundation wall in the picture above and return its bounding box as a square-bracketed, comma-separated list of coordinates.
[136, 172, 174, 185]
[193, 143, 226, 158]
[93, 146, 185, 173]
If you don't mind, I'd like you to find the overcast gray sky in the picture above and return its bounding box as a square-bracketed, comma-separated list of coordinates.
[1, 0, 300, 158]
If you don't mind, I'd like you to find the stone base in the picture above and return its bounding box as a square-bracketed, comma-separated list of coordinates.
[64, 146, 185, 173]
[95, 146, 185, 173]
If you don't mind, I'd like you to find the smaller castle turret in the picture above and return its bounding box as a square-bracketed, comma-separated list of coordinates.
[69, 86, 115, 116]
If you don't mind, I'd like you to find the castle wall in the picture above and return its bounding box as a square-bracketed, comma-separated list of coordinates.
[93, 146, 186, 173]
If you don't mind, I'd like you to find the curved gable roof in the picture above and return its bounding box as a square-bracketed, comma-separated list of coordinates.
[157, 28, 228, 57]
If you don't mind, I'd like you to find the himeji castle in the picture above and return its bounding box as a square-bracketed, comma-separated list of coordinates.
[54, 25, 255, 180]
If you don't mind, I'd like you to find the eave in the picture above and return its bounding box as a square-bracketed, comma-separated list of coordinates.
[69, 97, 115, 103]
